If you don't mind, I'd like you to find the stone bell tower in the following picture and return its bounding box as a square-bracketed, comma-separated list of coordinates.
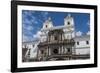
[64, 14, 75, 39]
[40, 17, 53, 42]
[42, 17, 53, 30]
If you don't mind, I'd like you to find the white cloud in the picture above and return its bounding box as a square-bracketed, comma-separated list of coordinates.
[23, 11, 39, 25]
[33, 31, 42, 39]
[86, 20, 90, 35]
[22, 34, 32, 42]
[76, 31, 83, 36]
[42, 12, 48, 16]
[31, 19, 38, 24]
[23, 24, 33, 31]
[87, 31, 90, 35]
[41, 12, 49, 20]
[87, 20, 90, 26]
[23, 18, 31, 24]
[27, 26, 33, 31]
[22, 11, 42, 42]
[23, 24, 34, 36]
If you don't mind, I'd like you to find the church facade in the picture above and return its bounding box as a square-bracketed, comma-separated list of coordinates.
[22, 14, 90, 62]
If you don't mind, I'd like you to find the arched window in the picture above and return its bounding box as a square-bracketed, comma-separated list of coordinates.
[67, 48, 70, 52]
[68, 21, 70, 25]
[54, 36, 57, 40]
[46, 25, 48, 28]
[77, 41, 79, 45]
[41, 50, 44, 54]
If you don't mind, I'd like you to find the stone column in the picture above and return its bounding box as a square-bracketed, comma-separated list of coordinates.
[59, 47, 61, 54]
[49, 47, 51, 56]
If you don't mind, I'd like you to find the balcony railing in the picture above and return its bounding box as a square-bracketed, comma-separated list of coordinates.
[45, 54, 90, 60]
[38, 39, 75, 47]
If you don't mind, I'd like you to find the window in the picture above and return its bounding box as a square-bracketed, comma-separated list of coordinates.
[46, 25, 48, 28]
[33, 45, 34, 47]
[86, 41, 89, 45]
[54, 36, 57, 40]
[77, 42, 79, 45]
[53, 49, 58, 54]
[68, 22, 70, 25]
[41, 50, 44, 54]
[67, 48, 70, 52]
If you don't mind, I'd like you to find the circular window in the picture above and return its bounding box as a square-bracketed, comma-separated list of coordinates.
[53, 49, 58, 54]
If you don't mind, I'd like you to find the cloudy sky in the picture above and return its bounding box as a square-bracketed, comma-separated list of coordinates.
[22, 10, 90, 42]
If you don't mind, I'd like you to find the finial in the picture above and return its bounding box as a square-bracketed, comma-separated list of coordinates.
[48, 17, 51, 21]
[68, 13, 71, 17]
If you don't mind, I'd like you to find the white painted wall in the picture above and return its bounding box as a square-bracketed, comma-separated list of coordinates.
[75, 36, 90, 55]
[76, 48, 90, 55]
[30, 41, 40, 58]
[75, 40, 89, 48]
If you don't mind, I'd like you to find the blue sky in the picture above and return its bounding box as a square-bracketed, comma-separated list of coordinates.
[22, 10, 90, 42]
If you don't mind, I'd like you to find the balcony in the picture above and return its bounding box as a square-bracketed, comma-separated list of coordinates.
[45, 54, 90, 61]
[38, 39, 75, 47]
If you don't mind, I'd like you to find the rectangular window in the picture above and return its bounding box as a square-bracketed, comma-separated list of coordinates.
[41, 50, 44, 54]
[55, 36, 57, 40]
[67, 48, 70, 52]
[86, 41, 89, 45]
[77, 42, 79, 45]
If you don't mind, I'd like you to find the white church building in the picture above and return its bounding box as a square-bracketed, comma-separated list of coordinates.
[22, 14, 90, 62]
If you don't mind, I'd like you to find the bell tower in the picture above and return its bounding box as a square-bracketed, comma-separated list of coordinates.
[64, 14, 75, 39]
[64, 14, 74, 26]
[42, 17, 53, 30]
[40, 17, 53, 42]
